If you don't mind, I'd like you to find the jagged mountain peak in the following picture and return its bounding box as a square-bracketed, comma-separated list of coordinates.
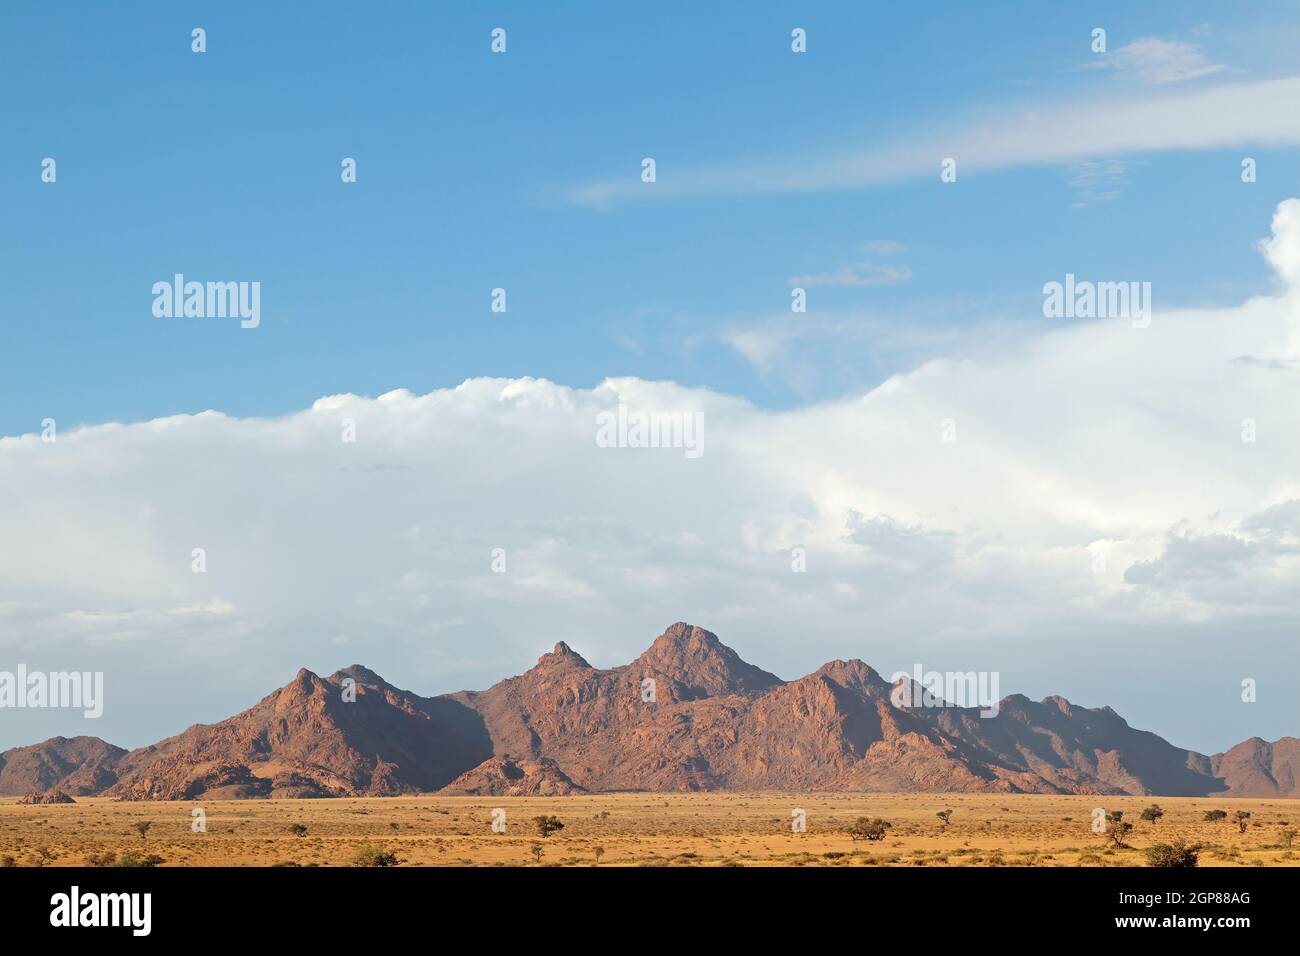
[813, 658, 887, 692]
[535, 640, 592, 669]
[328, 664, 391, 687]
[632, 622, 782, 698]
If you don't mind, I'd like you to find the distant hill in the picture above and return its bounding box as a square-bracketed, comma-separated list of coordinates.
[0, 735, 125, 796]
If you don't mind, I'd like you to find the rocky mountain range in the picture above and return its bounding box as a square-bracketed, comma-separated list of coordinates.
[1, 623, 1294, 800]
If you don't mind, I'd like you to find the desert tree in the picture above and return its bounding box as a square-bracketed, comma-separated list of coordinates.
[133, 821, 152, 839]
[1105, 811, 1133, 848]
[936, 810, 953, 829]
[1139, 805, 1165, 825]
[1233, 810, 1251, 834]
[534, 815, 565, 838]
[594, 846, 605, 865]
[1279, 828, 1297, 849]
[530, 842, 545, 864]
[1203, 809, 1227, 823]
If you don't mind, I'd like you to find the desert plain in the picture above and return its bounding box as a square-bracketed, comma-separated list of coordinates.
[1, 792, 1297, 867]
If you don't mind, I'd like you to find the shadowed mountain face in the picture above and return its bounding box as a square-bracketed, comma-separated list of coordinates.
[3, 623, 1293, 799]
[1210, 737, 1300, 796]
[0, 736, 126, 796]
[104, 666, 492, 799]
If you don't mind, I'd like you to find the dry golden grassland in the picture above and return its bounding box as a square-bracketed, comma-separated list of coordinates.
[1, 792, 1297, 867]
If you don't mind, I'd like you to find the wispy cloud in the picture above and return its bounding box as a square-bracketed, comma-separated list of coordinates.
[789, 262, 912, 289]
[718, 308, 1034, 395]
[1091, 37, 1229, 85]
[862, 239, 907, 256]
[787, 240, 912, 290]
[1066, 159, 1139, 207]
[567, 77, 1300, 207]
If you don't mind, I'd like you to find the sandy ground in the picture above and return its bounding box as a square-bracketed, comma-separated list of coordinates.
[1, 792, 1296, 867]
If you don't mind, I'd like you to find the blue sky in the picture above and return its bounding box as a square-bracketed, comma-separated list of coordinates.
[3, 1, 1300, 436]
[2, 3, 1300, 753]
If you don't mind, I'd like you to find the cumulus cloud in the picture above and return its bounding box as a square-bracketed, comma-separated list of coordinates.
[2, 203, 1299, 752]
[1260, 197, 1300, 288]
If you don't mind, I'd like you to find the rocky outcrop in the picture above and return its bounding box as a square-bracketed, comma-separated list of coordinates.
[17, 788, 76, 804]
[441, 756, 585, 796]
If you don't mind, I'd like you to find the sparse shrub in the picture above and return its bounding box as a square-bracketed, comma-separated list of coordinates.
[0, 855, 13, 868]
[533, 815, 565, 838]
[1279, 828, 1297, 849]
[1145, 841, 1198, 868]
[530, 842, 544, 864]
[30, 847, 55, 867]
[848, 817, 892, 842]
[594, 846, 605, 864]
[132, 821, 152, 839]
[1234, 811, 1251, 834]
[288, 823, 308, 837]
[936, 810, 953, 829]
[351, 845, 399, 867]
[115, 851, 164, 868]
[86, 851, 117, 867]
[1203, 809, 1227, 822]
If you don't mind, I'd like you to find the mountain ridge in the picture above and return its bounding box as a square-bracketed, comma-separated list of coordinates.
[2, 623, 1292, 799]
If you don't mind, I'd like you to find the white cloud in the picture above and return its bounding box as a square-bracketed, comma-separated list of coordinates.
[789, 263, 911, 289]
[1261, 197, 1300, 288]
[567, 77, 1300, 206]
[1092, 37, 1228, 85]
[719, 308, 1035, 395]
[2, 202, 1299, 752]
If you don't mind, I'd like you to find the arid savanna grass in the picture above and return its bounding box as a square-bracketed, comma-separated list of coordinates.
[2, 792, 1296, 867]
